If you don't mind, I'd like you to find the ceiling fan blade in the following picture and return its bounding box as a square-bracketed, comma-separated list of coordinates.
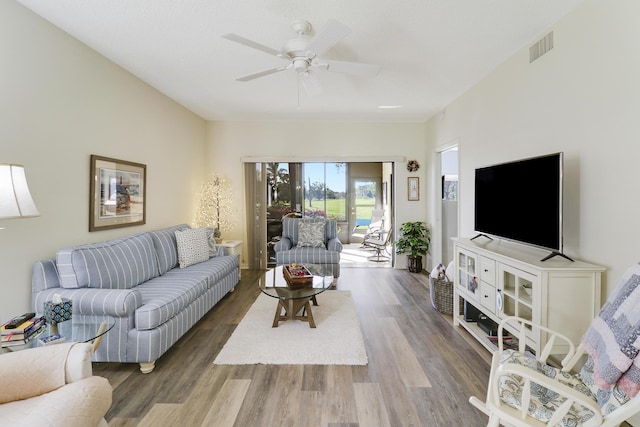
[321, 59, 380, 78]
[236, 66, 289, 82]
[306, 19, 351, 57]
[221, 33, 283, 58]
[299, 71, 322, 96]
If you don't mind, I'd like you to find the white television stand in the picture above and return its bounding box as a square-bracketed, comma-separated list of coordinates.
[452, 237, 604, 355]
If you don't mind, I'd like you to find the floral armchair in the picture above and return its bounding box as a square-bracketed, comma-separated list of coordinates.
[273, 217, 343, 283]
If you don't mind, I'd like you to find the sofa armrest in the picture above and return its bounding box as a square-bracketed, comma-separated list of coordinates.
[274, 237, 293, 252]
[327, 238, 343, 252]
[33, 288, 142, 317]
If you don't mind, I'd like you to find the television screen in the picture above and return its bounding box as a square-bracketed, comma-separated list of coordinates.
[474, 152, 563, 251]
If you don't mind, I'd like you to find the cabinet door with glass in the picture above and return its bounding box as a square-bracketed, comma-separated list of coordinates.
[497, 264, 539, 344]
[456, 248, 479, 302]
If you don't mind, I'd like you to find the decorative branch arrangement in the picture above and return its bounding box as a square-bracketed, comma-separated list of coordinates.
[194, 173, 234, 238]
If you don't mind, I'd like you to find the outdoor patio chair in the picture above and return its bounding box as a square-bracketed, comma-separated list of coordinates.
[363, 228, 392, 262]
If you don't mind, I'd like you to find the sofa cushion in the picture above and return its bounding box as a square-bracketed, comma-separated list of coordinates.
[148, 224, 190, 275]
[134, 256, 238, 330]
[175, 228, 210, 268]
[57, 233, 159, 289]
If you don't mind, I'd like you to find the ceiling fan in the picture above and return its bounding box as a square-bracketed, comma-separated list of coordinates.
[222, 19, 380, 96]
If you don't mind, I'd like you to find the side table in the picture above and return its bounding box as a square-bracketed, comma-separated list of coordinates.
[220, 240, 242, 278]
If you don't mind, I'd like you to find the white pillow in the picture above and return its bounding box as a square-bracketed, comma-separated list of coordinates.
[297, 221, 326, 248]
[175, 228, 210, 268]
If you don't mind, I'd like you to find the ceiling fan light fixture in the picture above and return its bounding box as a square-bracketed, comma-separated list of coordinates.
[293, 58, 309, 73]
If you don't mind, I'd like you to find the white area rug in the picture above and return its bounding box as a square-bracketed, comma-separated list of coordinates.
[214, 290, 368, 365]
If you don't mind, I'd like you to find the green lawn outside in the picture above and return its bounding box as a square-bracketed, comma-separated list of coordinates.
[304, 197, 375, 220]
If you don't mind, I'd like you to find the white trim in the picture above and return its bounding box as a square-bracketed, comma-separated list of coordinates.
[240, 155, 406, 163]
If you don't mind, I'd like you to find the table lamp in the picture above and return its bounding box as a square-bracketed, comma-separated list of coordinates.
[0, 164, 40, 220]
[0, 164, 40, 325]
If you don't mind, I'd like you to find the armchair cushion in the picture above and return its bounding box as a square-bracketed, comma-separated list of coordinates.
[580, 355, 630, 415]
[297, 221, 326, 248]
[498, 349, 597, 424]
[281, 218, 337, 246]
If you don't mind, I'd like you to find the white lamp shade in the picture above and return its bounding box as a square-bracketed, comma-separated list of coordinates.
[0, 164, 40, 219]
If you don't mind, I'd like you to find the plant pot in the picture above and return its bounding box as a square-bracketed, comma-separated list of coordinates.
[406, 255, 423, 273]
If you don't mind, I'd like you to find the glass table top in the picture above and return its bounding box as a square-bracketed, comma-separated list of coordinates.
[1, 314, 115, 352]
[259, 264, 333, 300]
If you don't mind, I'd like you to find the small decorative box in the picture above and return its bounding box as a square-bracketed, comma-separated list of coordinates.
[283, 264, 313, 289]
[44, 298, 72, 325]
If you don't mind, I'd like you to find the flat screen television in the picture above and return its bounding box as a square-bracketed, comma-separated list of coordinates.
[474, 152, 568, 261]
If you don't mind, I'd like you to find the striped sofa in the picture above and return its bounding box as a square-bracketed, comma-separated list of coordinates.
[31, 224, 239, 374]
[274, 217, 343, 281]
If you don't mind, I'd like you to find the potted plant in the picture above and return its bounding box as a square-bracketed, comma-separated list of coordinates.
[394, 221, 431, 273]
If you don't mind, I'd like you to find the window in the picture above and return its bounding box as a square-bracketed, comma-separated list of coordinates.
[303, 162, 346, 221]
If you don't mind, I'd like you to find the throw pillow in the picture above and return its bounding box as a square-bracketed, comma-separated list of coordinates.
[297, 221, 326, 248]
[175, 228, 210, 268]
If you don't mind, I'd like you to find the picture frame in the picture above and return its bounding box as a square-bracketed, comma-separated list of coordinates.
[89, 155, 146, 231]
[408, 177, 419, 201]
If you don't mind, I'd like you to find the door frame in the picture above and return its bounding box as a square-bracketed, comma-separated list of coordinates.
[433, 140, 459, 268]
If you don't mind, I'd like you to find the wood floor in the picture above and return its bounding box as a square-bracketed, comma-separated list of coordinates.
[94, 267, 493, 427]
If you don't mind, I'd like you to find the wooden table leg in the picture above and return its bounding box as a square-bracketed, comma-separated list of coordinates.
[273, 301, 284, 327]
[304, 301, 316, 328]
[272, 297, 317, 328]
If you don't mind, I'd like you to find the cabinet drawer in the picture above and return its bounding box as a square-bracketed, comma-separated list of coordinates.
[479, 283, 496, 312]
[479, 256, 496, 286]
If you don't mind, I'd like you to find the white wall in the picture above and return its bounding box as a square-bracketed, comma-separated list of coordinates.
[0, 2, 207, 321]
[206, 121, 429, 268]
[424, 0, 640, 298]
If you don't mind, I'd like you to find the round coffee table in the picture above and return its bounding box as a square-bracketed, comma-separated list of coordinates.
[1, 314, 115, 352]
[259, 264, 333, 328]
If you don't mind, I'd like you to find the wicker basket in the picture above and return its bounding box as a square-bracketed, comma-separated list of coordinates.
[430, 277, 464, 315]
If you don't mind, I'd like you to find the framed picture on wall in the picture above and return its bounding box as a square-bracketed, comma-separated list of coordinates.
[408, 177, 419, 201]
[89, 155, 146, 231]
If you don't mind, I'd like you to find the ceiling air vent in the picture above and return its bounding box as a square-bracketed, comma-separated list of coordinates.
[530, 31, 554, 63]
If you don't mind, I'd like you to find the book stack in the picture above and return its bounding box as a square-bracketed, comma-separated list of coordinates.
[1, 315, 46, 348]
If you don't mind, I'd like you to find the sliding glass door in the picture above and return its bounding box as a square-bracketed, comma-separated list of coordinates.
[245, 161, 392, 268]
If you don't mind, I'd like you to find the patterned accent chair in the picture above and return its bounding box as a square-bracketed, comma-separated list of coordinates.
[273, 217, 343, 282]
[470, 262, 640, 427]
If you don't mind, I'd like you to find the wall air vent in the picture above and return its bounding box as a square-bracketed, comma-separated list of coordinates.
[530, 31, 554, 63]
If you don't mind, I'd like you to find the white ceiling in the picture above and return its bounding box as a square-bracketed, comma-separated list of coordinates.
[16, 0, 585, 122]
